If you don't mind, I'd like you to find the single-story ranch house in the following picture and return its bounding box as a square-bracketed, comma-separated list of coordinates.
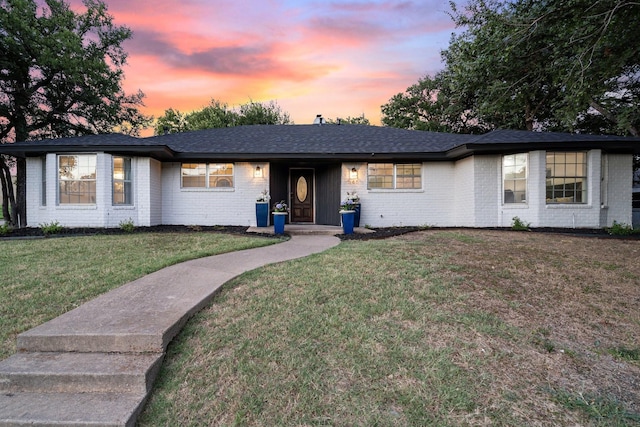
[1, 123, 639, 229]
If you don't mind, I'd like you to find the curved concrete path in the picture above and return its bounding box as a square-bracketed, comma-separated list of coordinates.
[0, 234, 340, 427]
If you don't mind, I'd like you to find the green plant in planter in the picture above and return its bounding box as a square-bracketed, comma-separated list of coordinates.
[339, 200, 356, 211]
[272, 200, 288, 212]
[256, 189, 270, 203]
[339, 192, 360, 212]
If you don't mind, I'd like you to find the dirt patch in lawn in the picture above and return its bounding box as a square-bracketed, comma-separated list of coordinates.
[397, 229, 640, 423]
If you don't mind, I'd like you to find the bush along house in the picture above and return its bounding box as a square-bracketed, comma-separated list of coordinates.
[1, 122, 639, 230]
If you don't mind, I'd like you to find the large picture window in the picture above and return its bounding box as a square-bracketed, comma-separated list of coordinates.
[113, 157, 132, 205]
[181, 163, 234, 188]
[503, 154, 527, 203]
[546, 152, 587, 204]
[58, 154, 97, 204]
[368, 163, 422, 189]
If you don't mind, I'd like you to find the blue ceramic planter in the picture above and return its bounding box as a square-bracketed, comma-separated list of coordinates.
[273, 212, 287, 234]
[256, 202, 269, 227]
[340, 210, 355, 235]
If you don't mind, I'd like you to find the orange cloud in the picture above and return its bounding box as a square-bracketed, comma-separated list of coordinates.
[69, 0, 461, 133]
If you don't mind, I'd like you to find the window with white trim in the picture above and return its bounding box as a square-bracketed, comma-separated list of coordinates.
[503, 154, 527, 203]
[113, 157, 132, 205]
[181, 163, 234, 188]
[58, 154, 97, 204]
[367, 163, 422, 189]
[546, 152, 587, 204]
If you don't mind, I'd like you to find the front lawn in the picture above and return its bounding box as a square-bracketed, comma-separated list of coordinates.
[139, 230, 640, 426]
[0, 232, 280, 359]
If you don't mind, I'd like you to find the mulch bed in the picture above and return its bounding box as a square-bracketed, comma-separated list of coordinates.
[1, 224, 637, 241]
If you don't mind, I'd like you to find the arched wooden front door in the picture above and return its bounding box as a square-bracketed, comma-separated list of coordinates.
[290, 169, 314, 223]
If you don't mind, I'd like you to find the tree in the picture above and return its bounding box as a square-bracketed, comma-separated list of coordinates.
[0, 0, 150, 226]
[154, 99, 291, 135]
[381, 74, 488, 133]
[0, 155, 15, 222]
[382, 0, 640, 136]
[325, 115, 371, 125]
[236, 100, 291, 126]
[189, 100, 238, 130]
[154, 108, 190, 135]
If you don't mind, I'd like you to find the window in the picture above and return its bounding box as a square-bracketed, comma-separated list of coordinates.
[368, 163, 422, 189]
[181, 163, 234, 188]
[113, 157, 132, 205]
[396, 164, 422, 189]
[58, 154, 97, 204]
[41, 157, 46, 206]
[546, 152, 587, 203]
[368, 163, 393, 189]
[503, 154, 527, 203]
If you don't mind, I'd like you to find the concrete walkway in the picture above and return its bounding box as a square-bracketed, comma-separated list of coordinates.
[0, 234, 340, 427]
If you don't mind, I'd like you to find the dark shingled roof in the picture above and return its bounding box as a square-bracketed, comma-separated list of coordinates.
[25, 133, 145, 146]
[147, 125, 474, 160]
[1, 125, 638, 160]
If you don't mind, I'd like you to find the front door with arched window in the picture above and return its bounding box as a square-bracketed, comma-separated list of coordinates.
[290, 169, 314, 222]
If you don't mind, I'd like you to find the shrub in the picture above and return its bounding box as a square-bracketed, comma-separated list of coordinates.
[511, 216, 530, 231]
[607, 221, 634, 236]
[119, 218, 135, 233]
[40, 221, 63, 235]
[0, 223, 12, 235]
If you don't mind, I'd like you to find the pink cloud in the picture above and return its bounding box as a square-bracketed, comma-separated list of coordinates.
[66, 0, 461, 131]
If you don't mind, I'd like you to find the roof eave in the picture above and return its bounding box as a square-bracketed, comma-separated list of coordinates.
[0, 144, 176, 160]
[449, 141, 640, 158]
[172, 152, 451, 162]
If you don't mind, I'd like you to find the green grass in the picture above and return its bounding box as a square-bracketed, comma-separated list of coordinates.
[139, 239, 482, 426]
[3, 229, 639, 426]
[0, 232, 280, 359]
[549, 388, 640, 426]
[608, 347, 640, 362]
[137, 231, 640, 426]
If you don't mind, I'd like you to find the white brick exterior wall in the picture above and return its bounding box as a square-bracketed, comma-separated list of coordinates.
[161, 162, 270, 226]
[24, 150, 634, 229]
[28, 154, 164, 228]
[495, 150, 632, 229]
[28, 153, 106, 227]
[473, 156, 501, 227]
[452, 157, 475, 226]
[601, 154, 633, 227]
[343, 162, 458, 228]
[149, 159, 163, 226]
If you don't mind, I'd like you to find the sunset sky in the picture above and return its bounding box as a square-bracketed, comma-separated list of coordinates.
[72, 0, 463, 131]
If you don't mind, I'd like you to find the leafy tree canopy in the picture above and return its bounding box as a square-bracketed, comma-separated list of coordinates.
[382, 0, 640, 136]
[154, 99, 291, 135]
[0, 0, 150, 226]
[0, 0, 150, 142]
[324, 115, 371, 125]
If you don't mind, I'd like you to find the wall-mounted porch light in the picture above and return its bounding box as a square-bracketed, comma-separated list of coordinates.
[349, 167, 358, 182]
[254, 165, 263, 178]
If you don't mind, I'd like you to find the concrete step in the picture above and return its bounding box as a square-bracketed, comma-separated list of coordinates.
[0, 352, 163, 394]
[248, 224, 375, 236]
[16, 331, 165, 354]
[0, 236, 341, 426]
[0, 391, 146, 427]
